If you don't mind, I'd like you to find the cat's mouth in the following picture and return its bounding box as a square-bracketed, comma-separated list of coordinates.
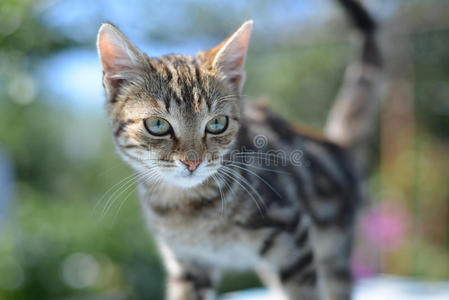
[157, 160, 217, 189]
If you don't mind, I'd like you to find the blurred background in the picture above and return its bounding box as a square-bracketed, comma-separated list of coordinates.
[0, 0, 448, 299]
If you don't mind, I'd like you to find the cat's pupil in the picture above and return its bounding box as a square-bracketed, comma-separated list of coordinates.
[211, 118, 221, 130]
[156, 119, 161, 127]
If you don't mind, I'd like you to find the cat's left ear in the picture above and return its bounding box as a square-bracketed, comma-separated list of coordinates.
[97, 23, 147, 76]
[97, 23, 149, 101]
[205, 20, 253, 93]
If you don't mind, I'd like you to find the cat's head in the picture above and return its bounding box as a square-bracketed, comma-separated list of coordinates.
[97, 21, 252, 188]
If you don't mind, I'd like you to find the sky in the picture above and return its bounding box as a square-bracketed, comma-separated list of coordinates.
[35, 0, 329, 113]
[34, 0, 397, 113]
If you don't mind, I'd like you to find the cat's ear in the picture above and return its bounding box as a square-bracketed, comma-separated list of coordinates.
[205, 20, 253, 93]
[97, 23, 148, 100]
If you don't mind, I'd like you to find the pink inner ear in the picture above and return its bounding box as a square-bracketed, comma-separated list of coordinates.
[98, 31, 132, 75]
[220, 45, 246, 71]
[213, 20, 252, 78]
[229, 28, 251, 69]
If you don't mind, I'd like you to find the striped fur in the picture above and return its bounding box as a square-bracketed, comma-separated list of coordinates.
[97, 1, 381, 299]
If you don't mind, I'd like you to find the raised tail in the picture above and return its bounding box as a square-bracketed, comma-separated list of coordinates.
[325, 0, 383, 174]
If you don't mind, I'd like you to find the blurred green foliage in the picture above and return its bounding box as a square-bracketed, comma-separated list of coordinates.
[415, 30, 449, 139]
[0, 0, 448, 300]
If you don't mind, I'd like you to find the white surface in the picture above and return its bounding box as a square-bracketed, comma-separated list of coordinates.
[221, 276, 449, 300]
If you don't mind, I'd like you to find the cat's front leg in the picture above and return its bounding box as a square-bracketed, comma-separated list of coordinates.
[256, 230, 322, 300]
[159, 242, 218, 300]
[166, 270, 216, 300]
[259, 256, 321, 300]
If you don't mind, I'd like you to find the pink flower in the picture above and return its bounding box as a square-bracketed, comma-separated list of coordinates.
[351, 251, 376, 278]
[360, 202, 409, 251]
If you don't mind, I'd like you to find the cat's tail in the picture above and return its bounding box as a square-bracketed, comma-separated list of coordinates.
[324, 0, 383, 174]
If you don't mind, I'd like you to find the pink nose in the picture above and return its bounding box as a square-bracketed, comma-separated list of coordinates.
[180, 159, 202, 171]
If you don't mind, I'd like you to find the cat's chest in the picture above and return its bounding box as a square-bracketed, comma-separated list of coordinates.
[142, 201, 259, 269]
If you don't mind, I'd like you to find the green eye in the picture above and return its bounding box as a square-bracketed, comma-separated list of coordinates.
[144, 117, 172, 136]
[206, 116, 228, 134]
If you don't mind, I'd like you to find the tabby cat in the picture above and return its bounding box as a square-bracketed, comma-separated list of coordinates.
[96, 0, 381, 299]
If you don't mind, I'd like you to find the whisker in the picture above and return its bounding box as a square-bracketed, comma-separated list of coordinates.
[112, 170, 160, 220]
[100, 173, 143, 218]
[219, 168, 264, 217]
[214, 93, 253, 102]
[93, 171, 144, 216]
[101, 170, 153, 220]
[214, 94, 239, 102]
[95, 158, 127, 177]
[226, 163, 282, 199]
[129, 158, 169, 162]
[215, 171, 235, 198]
[221, 166, 266, 208]
[218, 167, 265, 217]
[221, 159, 291, 175]
[111, 182, 139, 221]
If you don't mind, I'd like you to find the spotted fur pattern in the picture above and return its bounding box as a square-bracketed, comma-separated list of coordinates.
[96, 1, 381, 299]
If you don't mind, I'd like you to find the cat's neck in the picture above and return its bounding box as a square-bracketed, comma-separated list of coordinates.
[139, 176, 220, 206]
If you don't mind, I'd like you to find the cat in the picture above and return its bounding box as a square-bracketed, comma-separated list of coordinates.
[96, 0, 381, 299]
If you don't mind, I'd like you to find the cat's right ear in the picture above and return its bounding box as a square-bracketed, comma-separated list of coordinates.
[97, 23, 147, 100]
[202, 20, 253, 94]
